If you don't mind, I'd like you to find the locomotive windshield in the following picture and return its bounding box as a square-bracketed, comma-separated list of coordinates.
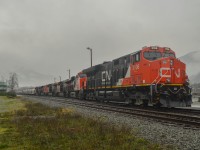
[163, 52, 175, 58]
[144, 51, 176, 60]
[79, 74, 87, 78]
[144, 51, 162, 60]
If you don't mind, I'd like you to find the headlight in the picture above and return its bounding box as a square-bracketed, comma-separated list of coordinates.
[162, 60, 167, 64]
[164, 47, 171, 51]
[185, 79, 190, 85]
[166, 78, 171, 83]
[150, 46, 158, 50]
[170, 60, 173, 66]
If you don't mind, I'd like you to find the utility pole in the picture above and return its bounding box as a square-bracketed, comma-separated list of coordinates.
[59, 76, 61, 82]
[54, 77, 56, 83]
[67, 69, 71, 79]
[87, 47, 93, 67]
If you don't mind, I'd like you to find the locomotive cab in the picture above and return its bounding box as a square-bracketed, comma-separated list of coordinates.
[135, 46, 192, 107]
[74, 72, 87, 99]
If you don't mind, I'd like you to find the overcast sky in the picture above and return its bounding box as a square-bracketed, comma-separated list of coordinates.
[0, 0, 200, 86]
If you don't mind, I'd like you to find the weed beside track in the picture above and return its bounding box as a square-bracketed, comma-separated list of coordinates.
[0, 97, 162, 150]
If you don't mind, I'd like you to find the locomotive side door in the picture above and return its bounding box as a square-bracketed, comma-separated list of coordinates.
[131, 52, 141, 85]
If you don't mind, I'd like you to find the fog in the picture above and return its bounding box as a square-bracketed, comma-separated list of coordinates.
[0, 0, 200, 86]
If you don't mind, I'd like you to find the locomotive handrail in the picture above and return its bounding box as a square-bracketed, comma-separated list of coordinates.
[150, 69, 161, 100]
[151, 69, 171, 93]
[156, 69, 170, 84]
[150, 68, 170, 93]
[155, 69, 170, 93]
[151, 69, 160, 85]
[168, 87, 186, 94]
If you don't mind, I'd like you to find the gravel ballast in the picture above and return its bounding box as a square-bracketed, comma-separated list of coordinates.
[22, 96, 200, 150]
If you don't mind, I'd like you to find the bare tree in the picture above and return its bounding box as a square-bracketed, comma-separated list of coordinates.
[1, 75, 4, 82]
[8, 72, 18, 92]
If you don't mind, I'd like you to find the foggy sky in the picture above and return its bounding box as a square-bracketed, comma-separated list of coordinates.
[0, 0, 200, 86]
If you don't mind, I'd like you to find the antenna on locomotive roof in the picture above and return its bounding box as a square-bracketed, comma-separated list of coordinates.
[87, 47, 93, 67]
[67, 69, 71, 79]
[142, 46, 147, 49]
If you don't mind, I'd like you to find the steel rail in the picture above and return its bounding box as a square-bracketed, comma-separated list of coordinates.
[23, 95, 200, 129]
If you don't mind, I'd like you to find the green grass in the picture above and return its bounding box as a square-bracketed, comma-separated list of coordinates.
[0, 96, 25, 113]
[0, 98, 168, 150]
[0, 92, 16, 98]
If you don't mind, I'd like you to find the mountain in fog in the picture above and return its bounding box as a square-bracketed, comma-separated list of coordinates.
[0, 52, 53, 87]
[179, 51, 200, 84]
[1, 50, 200, 86]
[1, 67, 54, 87]
[190, 73, 200, 84]
[15, 67, 54, 87]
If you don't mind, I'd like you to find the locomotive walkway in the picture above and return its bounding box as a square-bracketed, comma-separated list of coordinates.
[23, 95, 200, 129]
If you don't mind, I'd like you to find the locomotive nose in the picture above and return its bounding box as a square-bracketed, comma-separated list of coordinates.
[159, 57, 185, 84]
[159, 58, 173, 83]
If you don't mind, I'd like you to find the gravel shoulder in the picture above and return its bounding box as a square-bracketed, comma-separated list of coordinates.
[22, 96, 200, 150]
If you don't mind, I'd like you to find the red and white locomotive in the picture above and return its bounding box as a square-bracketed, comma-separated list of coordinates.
[35, 46, 192, 108]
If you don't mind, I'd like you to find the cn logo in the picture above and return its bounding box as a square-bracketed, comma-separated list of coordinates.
[133, 64, 140, 70]
[160, 68, 171, 77]
[102, 71, 111, 82]
[175, 68, 180, 78]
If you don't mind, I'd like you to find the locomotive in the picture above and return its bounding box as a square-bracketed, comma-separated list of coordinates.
[34, 46, 192, 108]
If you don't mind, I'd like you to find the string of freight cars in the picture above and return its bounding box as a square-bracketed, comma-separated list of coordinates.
[21, 46, 192, 108]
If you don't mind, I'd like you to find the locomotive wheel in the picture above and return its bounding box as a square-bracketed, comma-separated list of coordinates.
[78, 93, 83, 100]
[100, 99, 104, 103]
[125, 98, 134, 106]
[142, 99, 149, 107]
[153, 103, 162, 108]
[63, 92, 66, 98]
[130, 99, 136, 106]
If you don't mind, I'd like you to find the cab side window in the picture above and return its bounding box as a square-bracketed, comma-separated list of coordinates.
[135, 53, 140, 62]
[132, 55, 136, 64]
[132, 52, 140, 64]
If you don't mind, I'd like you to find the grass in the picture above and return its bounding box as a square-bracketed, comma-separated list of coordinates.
[0, 92, 17, 98]
[0, 96, 25, 113]
[0, 97, 167, 150]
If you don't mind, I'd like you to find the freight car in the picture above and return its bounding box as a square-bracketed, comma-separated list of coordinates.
[34, 46, 192, 108]
[17, 87, 36, 95]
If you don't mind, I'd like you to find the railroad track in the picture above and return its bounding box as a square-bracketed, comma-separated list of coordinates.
[137, 106, 200, 116]
[23, 95, 200, 129]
